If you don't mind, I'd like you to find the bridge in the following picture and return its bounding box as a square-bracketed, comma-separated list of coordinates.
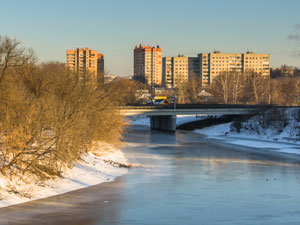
[120, 104, 273, 131]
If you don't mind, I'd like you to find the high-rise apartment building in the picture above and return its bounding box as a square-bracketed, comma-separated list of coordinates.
[198, 52, 243, 85]
[134, 44, 162, 87]
[197, 51, 270, 85]
[162, 55, 189, 88]
[242, 52, 270, 76]
[161, 51, 270, 88]
[66, 48, 104, 88]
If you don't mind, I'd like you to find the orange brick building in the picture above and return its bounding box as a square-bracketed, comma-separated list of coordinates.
[66, 48, 104, 88]
[134, 44, 162, 87]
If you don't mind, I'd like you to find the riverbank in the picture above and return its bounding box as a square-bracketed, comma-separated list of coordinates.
[195, 108, 300, 155]
[195, 123, 300, 155]
[0, 144, 128, 208]
[131, 115, 300, 155]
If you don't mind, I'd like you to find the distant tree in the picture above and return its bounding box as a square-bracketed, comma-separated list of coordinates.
[210, 71, 243, 103]
[106, 78, 149, 105]
[271, 65, 296, 78]
[295, 67, 300, 77]
[175, 77, 202, 104]
[231, 71, 243, 104]
[209, 69, 300, 105]
[0, 36, 35, 83]
[245, 71, 270, 104]
[270, 68, 282, 79]
[271, 77, 297, 106]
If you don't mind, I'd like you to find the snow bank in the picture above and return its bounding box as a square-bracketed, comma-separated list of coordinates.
[230, 108, 300, 143]
[195, 108, 300, 155]
[194, 123, 231, 139]
[0, 144, 128, 208]
[196, 123, 300, 154]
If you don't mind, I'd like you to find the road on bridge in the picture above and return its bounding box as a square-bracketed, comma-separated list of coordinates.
[119, 104, 275, 116]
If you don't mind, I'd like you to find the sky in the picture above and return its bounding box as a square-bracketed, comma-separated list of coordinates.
[0, 0, 300, 76]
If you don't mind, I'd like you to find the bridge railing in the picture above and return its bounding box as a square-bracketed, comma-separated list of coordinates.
[119, 104, 280, 110]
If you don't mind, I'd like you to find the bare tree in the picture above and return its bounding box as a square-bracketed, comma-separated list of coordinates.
[272, 77, 297, 106]
[211, 71, 231, 103]
[246, 70, 269, 104]
[0, 36, 35, 83]
[231, 71, 243, 103]
[175, 77, 201, 104]
[0, 59, 125, 181]
[106, 78, 149, 105]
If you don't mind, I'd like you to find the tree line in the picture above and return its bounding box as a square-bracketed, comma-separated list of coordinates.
[208, 71, 300, 105]
[0, 36, 126, 182]
[128, 71, 300, 106]
[157, 71, 300, 106]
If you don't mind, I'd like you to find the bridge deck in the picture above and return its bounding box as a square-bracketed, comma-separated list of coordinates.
[119, 104, 279, 116]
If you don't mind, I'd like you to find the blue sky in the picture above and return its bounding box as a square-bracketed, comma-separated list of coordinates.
[1, 0, 299, 76]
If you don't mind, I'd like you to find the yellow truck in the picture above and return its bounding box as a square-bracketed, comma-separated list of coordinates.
[153, 96, 170, 105]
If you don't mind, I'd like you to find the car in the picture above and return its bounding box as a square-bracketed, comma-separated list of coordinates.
[145, 100, 153, 105]
[153, 99, 170, 105]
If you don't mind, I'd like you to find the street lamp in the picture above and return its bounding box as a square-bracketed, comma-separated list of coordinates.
[171, 95, 176, 110]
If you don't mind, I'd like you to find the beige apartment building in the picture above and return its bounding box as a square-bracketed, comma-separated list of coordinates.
[243, 52, 270, 76]
[66, 48, 104, 88]
[198, 51, 270, 85]
[161, 51, 270, 88]
[134, 44, 162, 87]
[162, 55, 189, 88]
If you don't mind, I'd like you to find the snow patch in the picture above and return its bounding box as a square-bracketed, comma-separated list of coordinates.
[130, 115, 150, 126]
[195, 108, 300, 155]
[0, 145, 128, 208]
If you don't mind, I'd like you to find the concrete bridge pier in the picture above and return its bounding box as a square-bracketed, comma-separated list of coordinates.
[150, 115, 176, 132]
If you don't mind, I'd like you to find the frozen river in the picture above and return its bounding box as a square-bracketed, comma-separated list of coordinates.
[1, 125, 300, 224]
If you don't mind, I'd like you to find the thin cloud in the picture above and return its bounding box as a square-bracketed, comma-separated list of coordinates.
[293, 50, 300, 57]
[288, 24, 300, 58]
[288, 24, 300, 41]
[288, 33, 300, 41]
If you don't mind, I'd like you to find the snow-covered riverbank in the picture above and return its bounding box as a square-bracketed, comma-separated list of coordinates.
[194, 108, 300, 155]
[131, 112, 300, 155]
[195, 123, 300, 155]
[0, 144, 128, 208]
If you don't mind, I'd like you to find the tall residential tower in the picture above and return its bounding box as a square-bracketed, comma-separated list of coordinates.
[162, 55, 189, 89]
[66, 48, 104, 88]
[134, 44, 162, 87]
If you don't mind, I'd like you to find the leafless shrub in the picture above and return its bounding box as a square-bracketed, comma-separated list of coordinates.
[0, 37, 125, 182]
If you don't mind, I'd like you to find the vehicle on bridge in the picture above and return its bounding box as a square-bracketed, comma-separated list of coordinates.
[152, 96, 170, 105]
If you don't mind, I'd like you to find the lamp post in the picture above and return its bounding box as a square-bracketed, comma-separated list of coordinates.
[171, 95, 176, 110]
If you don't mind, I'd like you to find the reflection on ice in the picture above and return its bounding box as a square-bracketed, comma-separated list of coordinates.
[173, 157, 300, 167]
